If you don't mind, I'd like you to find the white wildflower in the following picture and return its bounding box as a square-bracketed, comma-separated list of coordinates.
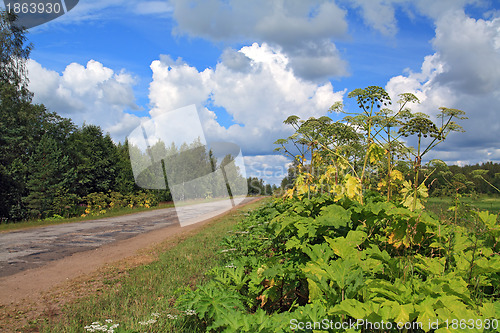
[185, 309, 197, 316]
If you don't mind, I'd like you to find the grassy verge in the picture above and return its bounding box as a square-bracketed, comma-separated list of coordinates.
[0, 202, 175, 233]
[32, 198, 269, 333]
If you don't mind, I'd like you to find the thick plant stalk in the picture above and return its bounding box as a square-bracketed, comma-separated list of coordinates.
[412, 135, 422, 211]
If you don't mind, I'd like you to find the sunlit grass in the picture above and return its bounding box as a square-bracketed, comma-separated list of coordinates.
[426, 194, 500, 219]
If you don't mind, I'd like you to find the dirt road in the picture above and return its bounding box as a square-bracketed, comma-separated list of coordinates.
[0, 208, 179, 278]
[0, 197, 256, 307]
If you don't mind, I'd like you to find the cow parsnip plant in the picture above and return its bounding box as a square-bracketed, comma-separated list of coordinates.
[175, 87, 498, 333]
[275, 86, 467, 210]
[176, 195, 499, 332]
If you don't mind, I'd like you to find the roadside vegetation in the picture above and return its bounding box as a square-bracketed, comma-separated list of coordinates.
[27, 85, 499, 333]
[2, 9, 499, 333]
[171, 87, 499, 332]
[0, 199, 175, 233]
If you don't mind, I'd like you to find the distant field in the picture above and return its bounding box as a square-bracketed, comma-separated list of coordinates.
[426, 195, 500, 218]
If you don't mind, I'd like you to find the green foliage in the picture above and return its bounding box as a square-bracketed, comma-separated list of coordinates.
[22, 134, 73, 218]
[69, 125, 120, 197]
[1, 10, 34, 220]
[0, 10, 32, 96]
[247, 177, 277, 195]
[11, 86, 490, 333]
[176, 193, 499, 332]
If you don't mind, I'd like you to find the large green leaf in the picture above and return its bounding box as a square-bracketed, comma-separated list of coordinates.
[479, 302, 498, 318]
[391, 303, 414, 324]
[368, 143, 385, 163]
[331, 299, 367, 319]
[415, 298, 438, 332]
[306, 278, 323, 302]
[325, 230, 366, 258]
[302, 243, 335, 261]
[415, 255, 445, 276]
[476, 210, 497, 228]
[316, 204, 352, 228]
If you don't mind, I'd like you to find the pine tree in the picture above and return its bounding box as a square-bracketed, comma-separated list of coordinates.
[23, 134, 71, 218]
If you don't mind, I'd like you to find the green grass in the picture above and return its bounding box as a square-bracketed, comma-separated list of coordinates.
[33, 198, 269, 333]
[0, 202, 175, 233]
[426, 194, 500, 220]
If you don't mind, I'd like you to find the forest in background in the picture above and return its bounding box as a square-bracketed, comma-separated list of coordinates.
[0, 9, 167, 221]
[0, 11, 269, 223]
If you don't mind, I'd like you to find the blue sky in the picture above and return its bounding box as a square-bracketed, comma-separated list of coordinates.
[5, 0, 500, 184]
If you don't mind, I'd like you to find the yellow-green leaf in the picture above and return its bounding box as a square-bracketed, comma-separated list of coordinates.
[368, 143, 385, 164]
[392, 303, 414, 324]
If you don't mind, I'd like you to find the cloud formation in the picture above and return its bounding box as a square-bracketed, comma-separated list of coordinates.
[146, 43, 345, 182]
[27, 59, 143, 140]
[386, 10, 500, 164]
[244, 155, 292, 185]
[148, 43, 345, 156]
[25, 0, 500, 183]
[168, 0, 349, 81]
[348, 0, 482, 36]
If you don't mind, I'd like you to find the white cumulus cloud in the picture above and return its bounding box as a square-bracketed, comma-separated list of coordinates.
[148, 43, 345, 157]
[27, 59, 144, 140]
[168, 0, 349, 80]
[386, 10, 500, 165]
[244, 155, 293, 185]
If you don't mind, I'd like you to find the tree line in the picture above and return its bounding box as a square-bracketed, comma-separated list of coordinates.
[0, 10, 159, 220]
[129, 137, 248, 202]
[427, 161, 500, 196]
[281, 160, 500, 197]
[247, 177, 277, 196]
[1, 11, 261, 222]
